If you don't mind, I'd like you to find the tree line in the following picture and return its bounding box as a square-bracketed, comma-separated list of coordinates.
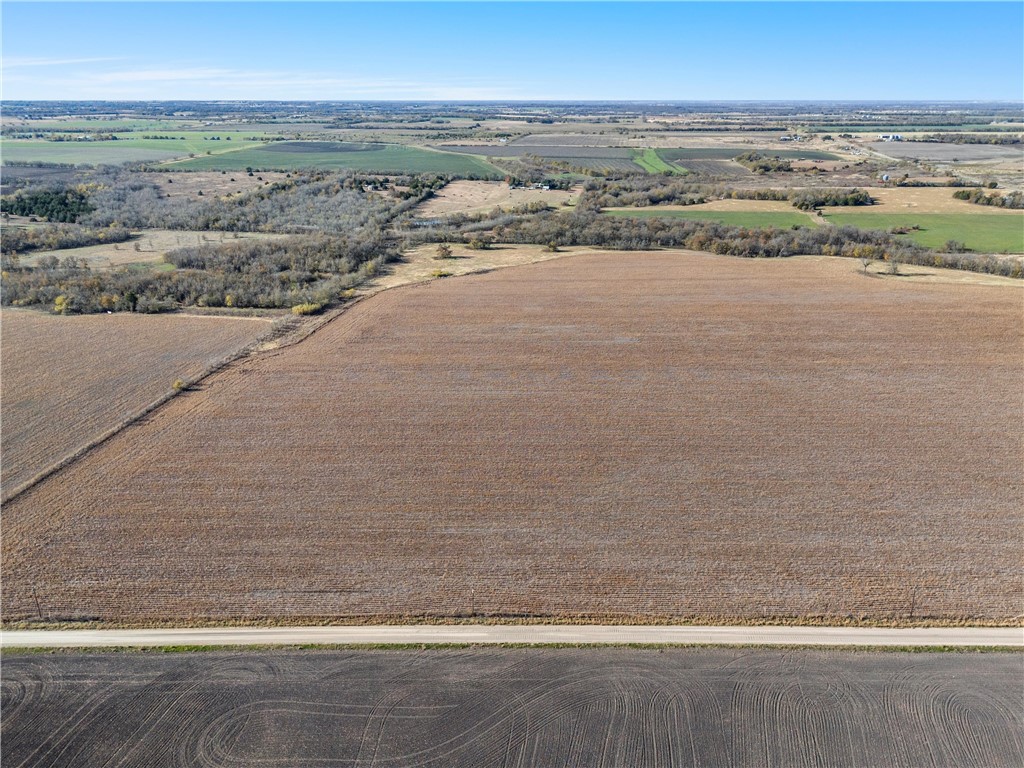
[0, 188, 94, 222]
[427, 207, 1020, 278]
[1, 234, 397, 315]
[578, 177, 873, 211]
[1, 223, 131, 257]
[789, 189, 873, 210]
[81, 170, 409, 233]
[953, 188, 1024, 209]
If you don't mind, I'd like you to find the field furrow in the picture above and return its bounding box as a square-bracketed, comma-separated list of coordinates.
[2, 650, 1021, 768]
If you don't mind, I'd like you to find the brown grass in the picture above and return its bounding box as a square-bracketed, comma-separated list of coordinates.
[369, 243, 585, 290]
[149, 170, 290, 200]
[830, 186, 1024, 215]
[415, 180, 577, 217]
[0, 310, 272, 497]
[3, 252, 1021, 623]
[19, 229, 289, 269]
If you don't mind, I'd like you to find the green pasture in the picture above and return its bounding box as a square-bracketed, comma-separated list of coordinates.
[604, 208, 819, 229]
[632, 149, 681, 174]
[823, 213, 1024, 253]
[1, 133, 266, 166]
[2, 140, 185, 165]
[171, 142, 503, 176]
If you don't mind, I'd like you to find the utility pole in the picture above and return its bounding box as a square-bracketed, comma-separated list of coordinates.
[32, 586, 43, 621]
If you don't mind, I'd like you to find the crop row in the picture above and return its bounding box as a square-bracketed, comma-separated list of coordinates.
[3, 252, 1020, 622]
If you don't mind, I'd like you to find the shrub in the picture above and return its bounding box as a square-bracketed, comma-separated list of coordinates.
[53, 294, 73, 315]
[291, 302, 323, 316]
[734, 152, 793, 174]
[0, 187, 94, 223]
[791, 189, 873, 210]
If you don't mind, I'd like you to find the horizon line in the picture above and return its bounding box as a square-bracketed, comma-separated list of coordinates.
[6, 98, 1024, 104]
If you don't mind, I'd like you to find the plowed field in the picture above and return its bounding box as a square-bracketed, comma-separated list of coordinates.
[0, 311, 271, 498]
[3, 649, 1021, 768]
[3, 252, 1021, 622]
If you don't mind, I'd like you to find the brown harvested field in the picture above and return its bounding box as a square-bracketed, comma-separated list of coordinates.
[415, 180, 577, 217]
[640, 132, 857, 154]
[379, 244, 1022, 293]
[3, 252, 1022, 623]
[867, 142, 1024, 163]
[0, 310, 272, 497]
[830, 186, 1024, 215]
[18, 229, 289, 269]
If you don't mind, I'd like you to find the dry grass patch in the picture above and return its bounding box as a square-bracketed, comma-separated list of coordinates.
[149, 170, 290, 199]
[3, 252, 1020, 624]
[415, 180, 577, 217]
[832, 186, 1024, 215]
[793, 254, 1024, 288]
[366, 242, 584, 291]
[19, 230, 290, 269]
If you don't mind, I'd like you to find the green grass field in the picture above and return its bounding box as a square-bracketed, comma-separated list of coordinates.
[171, 142, 503, 176]
[824, 213, 1024, 253]
[633, 149, 681, 174]
[604, 208, 819, 229]
[2, 140, 187, 165]
[2, 133, 268, 166]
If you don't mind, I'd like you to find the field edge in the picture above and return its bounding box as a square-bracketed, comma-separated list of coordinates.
[5, 614, 1022, 632]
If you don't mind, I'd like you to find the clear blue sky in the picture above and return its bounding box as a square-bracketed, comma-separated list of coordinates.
[3, 2, 1022, 101]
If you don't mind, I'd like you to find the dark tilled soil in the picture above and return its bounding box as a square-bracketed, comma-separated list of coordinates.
[440, 144, 636, 158]
[2, 649, 1021, 768]
[261, 141, 383, 154]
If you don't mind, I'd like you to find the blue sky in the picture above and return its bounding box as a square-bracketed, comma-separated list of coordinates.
[3, 2, 1022, 101]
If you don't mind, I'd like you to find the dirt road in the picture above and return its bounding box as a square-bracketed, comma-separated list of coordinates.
[3, 624, 1019, 648]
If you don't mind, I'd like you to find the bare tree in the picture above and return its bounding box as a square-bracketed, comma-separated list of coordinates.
[887, 249, 902, 276]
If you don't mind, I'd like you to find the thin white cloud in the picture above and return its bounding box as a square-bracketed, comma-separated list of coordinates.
[4, 56, 126, 68]
[3, 64, 526, 100]
[84, 67, 241, 84]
